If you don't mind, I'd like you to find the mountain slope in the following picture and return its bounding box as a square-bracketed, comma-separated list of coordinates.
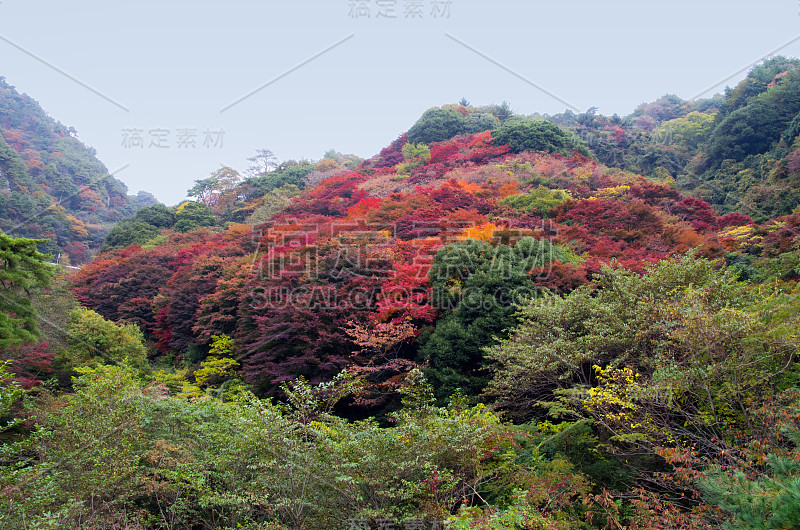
[70, 107, 799, 408]
[3, 62, 800, 529]
[547, 56, 800, 221]
[0, 77, 156, 263]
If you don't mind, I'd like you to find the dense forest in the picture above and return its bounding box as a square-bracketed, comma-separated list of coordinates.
[547, 56, 800, 222]
[1, 58, 800, 529]
[0, 77, 157, 263]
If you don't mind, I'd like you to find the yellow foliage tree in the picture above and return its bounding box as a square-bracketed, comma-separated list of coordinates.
[460, 222, 498, 242]
[193, 334, 239, 388]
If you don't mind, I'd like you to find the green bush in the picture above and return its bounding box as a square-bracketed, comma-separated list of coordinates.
[492, 118, 590, 156]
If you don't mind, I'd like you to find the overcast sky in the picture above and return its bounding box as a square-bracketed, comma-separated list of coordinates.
[2, 0, 800, 204]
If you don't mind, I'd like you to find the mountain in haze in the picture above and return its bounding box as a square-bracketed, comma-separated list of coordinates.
[0, 77, 157, 264]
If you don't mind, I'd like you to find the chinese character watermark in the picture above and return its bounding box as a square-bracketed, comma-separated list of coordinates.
[203, 128, 225, 148]
[348, 0, 452, 19]
[121, 128, 225, 149]
[176, 128, 197, 148]
[430, 0, 452, 18]
[404, 0, 424, 18]
[121, 128, 144, 149]
[349, 0, 371, 18]
[149, 128, 169, 149]
[376, 0, 398, 18]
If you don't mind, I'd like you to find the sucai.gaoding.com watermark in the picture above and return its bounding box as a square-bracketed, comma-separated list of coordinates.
[245, 219, 560, 312]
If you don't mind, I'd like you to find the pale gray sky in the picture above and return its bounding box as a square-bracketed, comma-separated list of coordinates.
[1, 0, 799, 204]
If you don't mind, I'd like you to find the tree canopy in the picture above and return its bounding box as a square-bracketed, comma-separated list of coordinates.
[0, 233, 56, 349]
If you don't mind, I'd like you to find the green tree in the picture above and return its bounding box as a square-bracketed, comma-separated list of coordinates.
[173, 201, 217, 233]
[0, 134, 33, 189]
[0, 362, 68, 528]
[246, 163, 315, 197]
[407, 107, 468, 144]
[61, 307, 149, 371]
[699, 399, 800, 529]
[500, 185, 573, 216]
[0, 361, 25, 434]
[492, 118, 590, 156]
[0, 233, 56, 349]
[193, 334, 241, 393]
[479, 101, 514, 123]
[705, 68, 800, 168]
[422, 237, 564, 401]
[401, 142, 431, 162]
[103, 219, 161, 248]
[30, 364, 150, 526]
[486, 254, 798, 430]
[659, 111, 716, 151]
[397, 142, 431, 173]
[132, 203, 174, 228]
[464, 113, 499, 134]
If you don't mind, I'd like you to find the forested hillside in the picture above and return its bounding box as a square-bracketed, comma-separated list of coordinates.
[0, 77, 157, 263]
[548, 56, 800, 222]
[1, 59, 800, 529]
